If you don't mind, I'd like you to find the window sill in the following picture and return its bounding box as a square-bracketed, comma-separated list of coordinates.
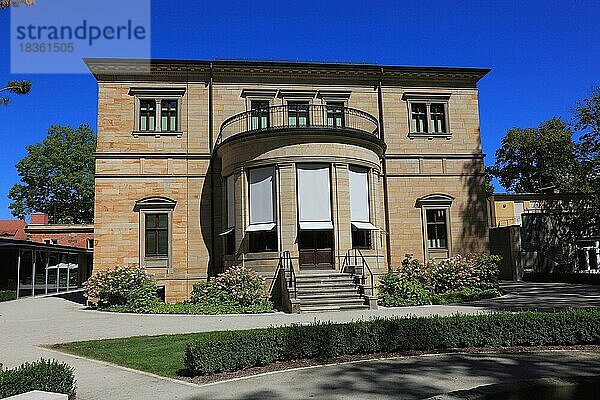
[408, 132, 452, 140]
[132, 131, 183, 138]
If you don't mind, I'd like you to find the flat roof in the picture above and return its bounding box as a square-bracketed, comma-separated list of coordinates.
[84, 58, 491, 87]
[0, 237, 92, 253]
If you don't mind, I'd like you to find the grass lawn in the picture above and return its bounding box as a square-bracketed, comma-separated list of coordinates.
[52, 332, 224, 377]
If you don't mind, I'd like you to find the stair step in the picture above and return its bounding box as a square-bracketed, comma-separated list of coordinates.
[296, 282, 357, 288]
[301, 304, 370, 313]
[297, 292, 361, 300]
[296, 287, 358, 294]
[299, 297, 366, 305]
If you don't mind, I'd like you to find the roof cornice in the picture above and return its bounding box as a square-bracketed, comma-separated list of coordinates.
[83, 58, 490, 87]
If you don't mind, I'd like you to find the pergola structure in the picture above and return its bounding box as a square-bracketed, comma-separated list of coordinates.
[0, 238, 93, 299]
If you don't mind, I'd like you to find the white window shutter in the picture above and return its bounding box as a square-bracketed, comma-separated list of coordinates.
[297, 164, 332, 225]
[249, 167, 275, 225]
[349, 166, 370, 223]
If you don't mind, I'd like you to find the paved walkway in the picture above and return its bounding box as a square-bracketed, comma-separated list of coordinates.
[0, 281, 599, 399]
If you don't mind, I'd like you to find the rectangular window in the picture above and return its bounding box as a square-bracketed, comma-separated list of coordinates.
[410, 103, 427, 133]
[288, 102, 309, 127]
[430, 103, 446, 133]
[161, 100, 178, 132]
[426, 209, 448, 249]
[86, 238, 94, 249]
[223, 175, 235, 255]
[297, 164, 333, 229]
[250, 100, 270, 130]
[139, 100, 156, 131]
[145, 213, 168, 256]
[352, 228, 371, 249]
[44, 239, 58, 245]
[249, 230, 278, 252]
[326, 102, 344, 127]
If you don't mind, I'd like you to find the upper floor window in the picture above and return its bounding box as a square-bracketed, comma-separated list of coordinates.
[410, 103, 428, 133]
[326, 102, 345, 128]
[403, 93, 451, 139]
[429, 103, 446, 133]
[129, 87, 186, 137]
[139, 100, 156, 132]
[161, 100, 178, 132]
[288, 102, 309, 127]
[250, 100, 270, 130]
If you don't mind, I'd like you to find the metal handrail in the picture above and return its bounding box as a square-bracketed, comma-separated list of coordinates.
[341, 248, 374, 296]
[216, 104, 379, 145]
[278, 250, 297, 300]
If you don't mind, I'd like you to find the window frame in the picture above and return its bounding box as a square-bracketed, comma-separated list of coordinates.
[134, 196, 176, 270]
[144, 213, 169, 257]
[287, 101, 310, 127]
[417, 194, 454, 261]
[246, 165, 279, 253]
[249, 99, 271, 131]
[325, 101, 345, 128]
[129, 88, 185, 138]
[403, 93, 452, 140]
[160, 99, 179, 132]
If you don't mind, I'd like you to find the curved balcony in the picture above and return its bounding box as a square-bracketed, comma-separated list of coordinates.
[216, 104, 379, 146]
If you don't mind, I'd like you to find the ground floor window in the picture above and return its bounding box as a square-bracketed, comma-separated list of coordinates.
[249, 230, 278, 252]
[577, 240, 600, 272]
[426, 209, 448, 250]
[352, 228, 371, 249]
[145, 213, 169, 257]
[223, 230, 235, 255]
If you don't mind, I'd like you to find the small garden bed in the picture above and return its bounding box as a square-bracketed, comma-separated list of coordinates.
[378, 253, 503, 307]
[0, 290, 17, 302]
[52, 308, 600, 380]
[84, 265, 274, 315]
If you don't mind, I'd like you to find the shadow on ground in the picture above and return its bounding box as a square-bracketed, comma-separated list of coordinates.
[183, 351, 600, 400]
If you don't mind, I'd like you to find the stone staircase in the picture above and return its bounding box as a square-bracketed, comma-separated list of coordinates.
[295, 272, 369, 312]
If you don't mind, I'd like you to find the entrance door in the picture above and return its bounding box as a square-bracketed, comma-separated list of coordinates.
[298, 230, 334, 269]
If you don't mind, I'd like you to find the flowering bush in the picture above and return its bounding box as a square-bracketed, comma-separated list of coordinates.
[397, 253, 500, 294]
[83, 266, 158, 308]
[190, 266, 272, 311]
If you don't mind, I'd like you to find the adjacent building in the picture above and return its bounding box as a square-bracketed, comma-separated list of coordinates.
[86, 59, 490, 305]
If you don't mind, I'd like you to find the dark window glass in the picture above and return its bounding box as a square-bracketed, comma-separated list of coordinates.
[410, 103, 427, 133]
[224, 231, 235, 255]
[288, 102, 309, 127]
[249, 230, 278, 252]
[352, 228, 371, 249]
[250, 100, 270, 130]
[426, 209, 448, 249]
[139, 100, 156, 131]
[161, 100, 178, 132]
[145, 213, 169, 256]
[326, 102, 345, 127]
[430, 103, 446, 133]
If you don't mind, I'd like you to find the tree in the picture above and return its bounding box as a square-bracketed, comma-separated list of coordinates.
[0, 0, 35, 9]
[8, 124, 96, 223]
[487, 117, 578, 193]
[0, 80, 31, 105]
[2, 1, 33, 104]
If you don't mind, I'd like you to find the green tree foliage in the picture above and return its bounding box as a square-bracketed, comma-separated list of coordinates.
[487, 117, 578, 193]
[8, 124, 96, 223]
[0, 80, 32, 105]
[0, 0, 35, 9]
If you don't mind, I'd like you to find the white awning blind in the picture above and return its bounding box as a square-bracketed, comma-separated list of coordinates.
[226, 175, 235, 229]
[249, 167, 275, 225]
[245, 222, 276, 232]
[349, 166, 370, 223]
[297, 164, 332, 226]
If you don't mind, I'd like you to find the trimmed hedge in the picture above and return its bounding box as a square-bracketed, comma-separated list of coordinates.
[0, 359, 76, 400]
[184, 309, 600, 375]
[0, 290, 16, 302]
[430, 288, 502, 305]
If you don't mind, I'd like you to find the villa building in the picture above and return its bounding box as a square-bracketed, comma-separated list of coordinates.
[85, 59, 490, 309]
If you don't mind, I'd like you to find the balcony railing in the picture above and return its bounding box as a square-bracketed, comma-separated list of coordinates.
[217, 104, 379, 146]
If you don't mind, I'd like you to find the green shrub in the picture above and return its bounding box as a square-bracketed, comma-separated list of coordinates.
[0, 290, 16, 302]
[190, 266, 272, 311]
[398, 253, 501, 294]
[83, 266, 158, 309]
[0, 359, 76, 400]
[377, 271, 430, 307]
[104, 300, 273, 315]
[430, 288, 502, 305]
[184, 309, 600, 375]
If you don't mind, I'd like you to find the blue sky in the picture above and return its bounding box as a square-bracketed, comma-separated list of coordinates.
[0, 0, 599, 220]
